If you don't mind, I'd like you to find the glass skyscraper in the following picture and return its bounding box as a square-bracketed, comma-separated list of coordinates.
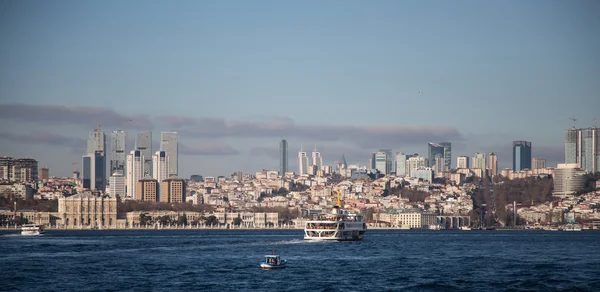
[136, 131, 153, 177]
[513, 141, 532, 171]
[279, 139, 288, 176]
[160, 131, 178, 176]
[110, 130, 126, 175]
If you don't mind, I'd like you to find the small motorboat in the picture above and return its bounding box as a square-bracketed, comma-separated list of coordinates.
[260, 253, 287, 270]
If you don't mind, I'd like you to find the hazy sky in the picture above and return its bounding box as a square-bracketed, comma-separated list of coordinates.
[1, 0, 599, 177]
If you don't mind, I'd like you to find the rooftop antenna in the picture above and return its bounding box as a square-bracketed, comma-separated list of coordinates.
[569, 118, 577, 128]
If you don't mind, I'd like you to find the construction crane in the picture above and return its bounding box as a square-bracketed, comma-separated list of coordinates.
[569, 118, 577, 128]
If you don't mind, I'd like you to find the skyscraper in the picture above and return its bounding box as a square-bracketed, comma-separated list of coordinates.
[312, 145, 323, 169]
[513, 141, 532, 171]
[457, 156, 469, 169]
[83, 126, 106, 191]
[378, 149, 393, 174]
[427, 142, 451, 170]
[564, 126, 599, 172]
[374, 151, 387, 174]
[160, 132, 178, 176]
[298, 146, 308, 175]
[472, 153, 486, 170]
[279, 139, 288, 176]
[440, 142, 452, 170]
[152, 151, 168, 184]
[110, 130, 126, 175]
[487, 152, 498, 176]
[136, 131, 153, 177]
[395, 152, 407, 176]
[126, 150, 143, 199]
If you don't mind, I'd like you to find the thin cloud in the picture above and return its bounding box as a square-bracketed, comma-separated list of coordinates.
[0, 131, 86, 152]
[179, 141, 239, 156]
[0, 103, 153, 129]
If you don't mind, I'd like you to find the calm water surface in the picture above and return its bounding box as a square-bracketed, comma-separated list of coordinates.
[1, 230, 599, 291]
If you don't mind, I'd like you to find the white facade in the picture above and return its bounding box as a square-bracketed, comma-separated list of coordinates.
[298, 149, 309, 175]
[406, 156, 426, 177]
[109, 173, 126, 198]
[532, 157, 546, 170]
[487, 153, 498, 176]
[152, 151, 169, 183]
[126, 150, 143, 199]
[311, 148, 323, 169]
[412, 167, 434, 182]
[457, 156, 469, 169]
[553, 163, 587, 197]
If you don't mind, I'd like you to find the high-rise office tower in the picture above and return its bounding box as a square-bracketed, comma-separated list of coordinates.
[472, 153, 486, 170]
[298, 146, 308, 175]
[83, 126, 106, 191]
[81, 152, 105, 191]
[457, 156, 469, 169]
[434, 154, 445, 174]
[39, 167, 49, 181]
[126, 150, 143, 199]
[374, 151, 387, 174]
[109, 173, 125, 198]
[487, 152, 498, 176]
[532, 157, 546, 169]
[513, 141, 532, 171]
[564, 128, 580, 165]
[395, 152, 407, 176]
[110, 130, 126, 175]
[136, 131, 153, 177]
[312, 145, 323, 169]
[439, 142, 452, 170]
[279, 139, 288, 176]
[580, 127, 599, 173]
[427, 142, 451, 170]
[152, 150, 168, 185]
[160, 132, 178, 176]
[378, 149, 393, 174]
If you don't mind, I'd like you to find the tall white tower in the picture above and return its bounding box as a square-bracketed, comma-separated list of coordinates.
[298, 145, 309, 175]
[311, 145, 323, 169]
[153, 151, 168, 183]
[126, 150, 143, 199]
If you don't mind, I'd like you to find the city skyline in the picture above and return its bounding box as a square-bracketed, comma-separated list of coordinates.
[1, 1, 599, 177]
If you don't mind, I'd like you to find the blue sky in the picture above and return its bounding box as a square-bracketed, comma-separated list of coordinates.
[1, 0, 599, 177]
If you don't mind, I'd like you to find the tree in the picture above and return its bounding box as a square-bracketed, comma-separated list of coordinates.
[139, 213, 153, 226]
[205, 215, 218, 226]
[176, 215, 188, 226]
[232, 217, 243, 226]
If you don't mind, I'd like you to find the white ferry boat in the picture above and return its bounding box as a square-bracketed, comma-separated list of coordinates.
[304, 192, 366, 241]
[21, 223, 44, 236]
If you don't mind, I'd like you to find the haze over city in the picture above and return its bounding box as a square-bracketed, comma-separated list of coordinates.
[1, 0, 599, 177]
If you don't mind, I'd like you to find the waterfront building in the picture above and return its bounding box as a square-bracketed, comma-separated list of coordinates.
[160, 131, 178, 176]
[58, 192, 118, 228]
[513, 141, 532, 171]
[279, 139, 288, 176]
[457, 156, 469, 169]
[553, 163, 587, 197]
[136, 131, 153, 177]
